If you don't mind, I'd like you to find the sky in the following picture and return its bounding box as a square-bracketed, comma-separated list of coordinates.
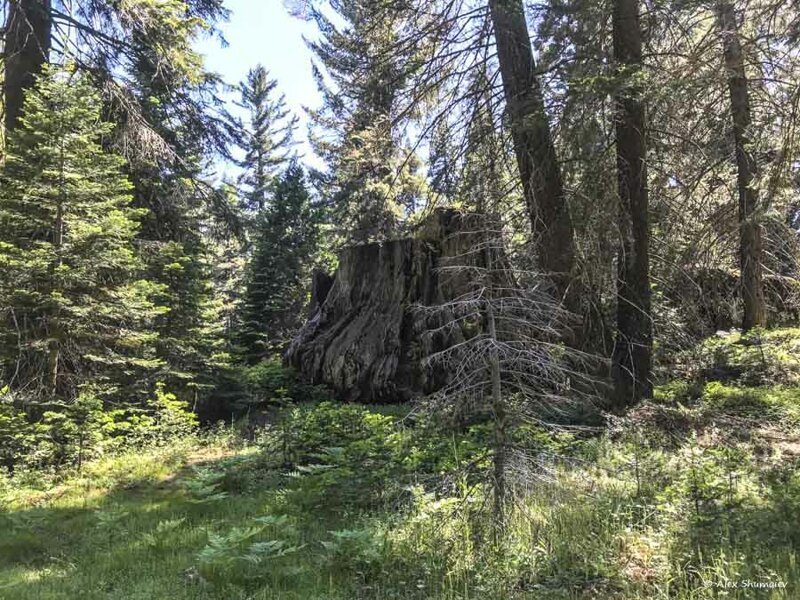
[195, 0, 322, 170]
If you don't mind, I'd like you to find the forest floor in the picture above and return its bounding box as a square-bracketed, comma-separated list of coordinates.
[1, 329, 800, 599]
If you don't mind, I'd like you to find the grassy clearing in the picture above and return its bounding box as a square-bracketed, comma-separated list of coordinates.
[1, 331, 799, 599]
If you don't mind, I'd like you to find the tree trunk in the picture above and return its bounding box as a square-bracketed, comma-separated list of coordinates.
[287, 209, 511, 403]
[487, 299, 506, 537]
[47, 144, 65, 396]
[479, 215, 506, 537]
[3, 0, 52, 133]
[45, 336, 59, 394]
[611, 0, 653, 407]
[488, 0, 577, 312]
[716, 0, 766, 332]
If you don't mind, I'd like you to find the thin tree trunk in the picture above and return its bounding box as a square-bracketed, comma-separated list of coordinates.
[478, 212, 506, 537]
[45, 336, 59, 393]
[611, 0, 653, 407]
[488, 0, 577, 313]
[716, 0, 766, 332]
[46, 181, 64, 395]
[45, 128, 67, 396]
[487, 298, 506, 537]
[3, 0, 52, 133]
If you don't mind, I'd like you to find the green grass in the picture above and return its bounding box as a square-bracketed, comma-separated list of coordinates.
[0, 442, 353, 599]
[696, 327, 800, 386]
[2, 330, 800, 598]
[2, 430, 797, 598]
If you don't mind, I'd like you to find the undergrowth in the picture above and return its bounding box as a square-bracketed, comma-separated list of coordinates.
[1, 329, 799, 599]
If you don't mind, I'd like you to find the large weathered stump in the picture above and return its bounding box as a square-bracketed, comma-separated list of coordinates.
[286, 209, 492, 402]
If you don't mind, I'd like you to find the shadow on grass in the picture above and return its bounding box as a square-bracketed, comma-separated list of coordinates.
[667, 478, 800, 599]
[0, 452, 278, 599]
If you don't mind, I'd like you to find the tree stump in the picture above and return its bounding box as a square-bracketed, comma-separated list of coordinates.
[286, 209, 495, 402]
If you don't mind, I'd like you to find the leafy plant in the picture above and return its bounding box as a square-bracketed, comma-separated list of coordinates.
[321, 527, 386, 571]
[141, 517, 187, 551]
[183, 466, 229, 504]
[237, 359, 330, 414]
[196, 515, 304, 584]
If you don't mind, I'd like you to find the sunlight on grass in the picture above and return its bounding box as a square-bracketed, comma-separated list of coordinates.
[2, 351, 800, 600]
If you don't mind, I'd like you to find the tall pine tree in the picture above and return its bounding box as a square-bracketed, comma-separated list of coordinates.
[238, 162, 319, 364]
[235, 65, 298, 214]
[0, 69, 163, 403]
[307, 0, 426, 243]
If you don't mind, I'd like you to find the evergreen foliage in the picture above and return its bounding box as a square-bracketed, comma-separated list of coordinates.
[120, 23, 238, 409]
[0, 69, 163, 403]
[306, 0, 426, 243]
[237, 162, 319, 363]
[1, 3, 800, 596]
[234, 65, 298, 214]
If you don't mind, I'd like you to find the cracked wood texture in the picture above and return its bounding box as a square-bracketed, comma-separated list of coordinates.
[287, 209, 503, 403]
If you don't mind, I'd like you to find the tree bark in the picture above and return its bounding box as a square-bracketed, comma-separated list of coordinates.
[287, 209, 512, 403]
[611, 0, 653, 407]
[716, 1, 766, 332]
[488, 0, 577, 311]
[487, 299, 506, 537]
[3, 0, 52, 133]
[480, 217, 506, 537]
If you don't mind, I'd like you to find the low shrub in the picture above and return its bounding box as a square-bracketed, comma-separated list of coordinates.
[196, 514, 305, 585]
[0, 383, 197, 473]
[697, 327, 800, 386]
[235, 358, 331, 413]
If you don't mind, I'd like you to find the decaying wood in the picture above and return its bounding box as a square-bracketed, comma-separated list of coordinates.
[286, 209, 506, 402]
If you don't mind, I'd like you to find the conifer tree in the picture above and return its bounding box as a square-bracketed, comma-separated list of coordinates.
[489, 0, 578, 313]
[119, 14, 239, 407]
[0, 69, 163, 402]
[2, 0, 230, 155]
[1, 0, 243, 407]
[235, 65, 298, 214]
[715, 0, 766, 332]
[417, 213, 592, 536]
[611, 0, 653, 406]
[238, 162, 318, 364]
[307, 0, 426, 243]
